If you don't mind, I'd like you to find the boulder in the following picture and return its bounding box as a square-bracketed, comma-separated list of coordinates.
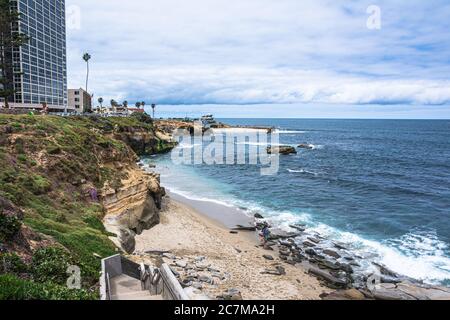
[266, 146, 297, 155]
[195, 261, 210, 270]
[307, 237, 321, 244]
[371, 283, 416, 300]
[181, 279, 193, 288]
[333, 242, 348, 250]
[289, 224, 306, 232]
[339, 263, 354, 274]
[322, 289, 366, 300]
[233, 225, 256, 232]
[263, 254, 274, 261]
[305, 248, 317, 256]
[308, 266, 348, 289]
[395, 282, 450, 300]
[254, 213, 265, 219]
[303, 241, 316, 248]
[118, 228, 136, 254]
[373, 262, 400, 278]
[261, 266, 286, 276]
[298, 144, 314, 150]
[221, 288, 243, 301]
[192, 282, 203, 290]
[318, 260, 341, 271]
[176, 260, 188, 268]
[268, 228, 301, 240]
[199, 275, 214, 285]
[323, 249, 341, 259]
[211, 272, 225, 280]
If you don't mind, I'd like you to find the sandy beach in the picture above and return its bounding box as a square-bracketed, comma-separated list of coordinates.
[133, 194, 329, 300]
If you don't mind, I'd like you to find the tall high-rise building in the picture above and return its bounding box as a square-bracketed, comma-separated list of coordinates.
[2, 0, 68, 111]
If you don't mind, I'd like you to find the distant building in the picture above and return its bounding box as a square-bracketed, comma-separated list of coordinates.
[1, 0, 68, 112]
[94, 104, 129, 117]
[127, 108, 145, 115]
[68, 88, 92, 113]
[201, 114, 217, 128]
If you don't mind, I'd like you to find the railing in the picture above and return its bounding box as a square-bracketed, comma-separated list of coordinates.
[100, 254, 189, 300]
[160, 264, 189, 300]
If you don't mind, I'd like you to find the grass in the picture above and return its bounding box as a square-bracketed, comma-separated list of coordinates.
[0, 274, 97, 300]
[0, 113, 173, 300]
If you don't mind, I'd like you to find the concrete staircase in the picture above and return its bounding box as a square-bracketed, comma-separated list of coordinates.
[110, 274, 162, 300]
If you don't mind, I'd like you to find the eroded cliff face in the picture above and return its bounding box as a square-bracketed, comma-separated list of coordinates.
[101, 164, 165, 253]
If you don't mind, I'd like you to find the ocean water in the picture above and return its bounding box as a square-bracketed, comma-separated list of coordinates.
[145, 119, 450, 286]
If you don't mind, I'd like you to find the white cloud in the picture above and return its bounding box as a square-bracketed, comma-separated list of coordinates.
[66, 0, 450, 106]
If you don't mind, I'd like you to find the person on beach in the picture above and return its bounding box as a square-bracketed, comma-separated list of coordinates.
[260, 223, 271, 246]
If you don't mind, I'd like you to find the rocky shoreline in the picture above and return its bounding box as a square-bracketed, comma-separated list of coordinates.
[251, 214, 450, 300]
[132, 197, 328, 300]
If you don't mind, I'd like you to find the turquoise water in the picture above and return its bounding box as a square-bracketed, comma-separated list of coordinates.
[145, 119, 450, 286]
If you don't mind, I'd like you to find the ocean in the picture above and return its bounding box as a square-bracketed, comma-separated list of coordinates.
[144, 119, 450, 286]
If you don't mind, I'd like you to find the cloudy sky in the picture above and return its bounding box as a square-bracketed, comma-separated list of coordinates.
[66, 0, 450, 118]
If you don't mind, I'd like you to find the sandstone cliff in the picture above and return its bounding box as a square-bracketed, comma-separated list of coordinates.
[102, 166, 165, 253]
[0, 114, 175, 298]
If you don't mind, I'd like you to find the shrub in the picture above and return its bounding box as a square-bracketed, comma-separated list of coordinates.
[47, 145, 62, 155]
[82, 215, 106, 233]
[0, 253, 28, 274]
[31, 247, 72, 285]
[20, 174, 51, 195]
[0, 274, 98, 300]
[17, 154, 27, 163]
[131, 112, 153, 124]
[0, 214, 21, 241]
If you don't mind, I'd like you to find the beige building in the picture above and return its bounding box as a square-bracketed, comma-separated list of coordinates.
[68, 88, 92, 113]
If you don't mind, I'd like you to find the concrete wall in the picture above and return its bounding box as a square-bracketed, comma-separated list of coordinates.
[68, 88, 92, 113]
[1, 102, 75, 112]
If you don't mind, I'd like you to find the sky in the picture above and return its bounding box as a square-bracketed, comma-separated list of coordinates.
[66, 0, 450, 118]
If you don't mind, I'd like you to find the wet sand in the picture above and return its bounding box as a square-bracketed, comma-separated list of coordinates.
[134, 193, 329, 300]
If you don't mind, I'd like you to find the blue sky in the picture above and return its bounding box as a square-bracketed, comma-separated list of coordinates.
[66, 0, 450, 118]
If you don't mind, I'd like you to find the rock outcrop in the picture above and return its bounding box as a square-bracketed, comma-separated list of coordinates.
[298, 144, 314, 150]
[114, 129, 175, 155]
[266, 146, 297, 155]
[102, 167, 165, 253]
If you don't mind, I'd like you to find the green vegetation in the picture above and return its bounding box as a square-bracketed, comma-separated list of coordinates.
[0, 214, 21, 241]
[0, 274, 97, 300]
[0, 253, 28, 274]
[31, 247, 73, 285]
[0, 114, 174, 300]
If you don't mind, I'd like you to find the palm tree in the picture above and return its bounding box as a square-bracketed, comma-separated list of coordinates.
[98, 97, 103, 108]
[151, 104, 156, 118]
[135, 102, 141, 108]
[82, 53, 91, 93]
[141, 101, 146, 110]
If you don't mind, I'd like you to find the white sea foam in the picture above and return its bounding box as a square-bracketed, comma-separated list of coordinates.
[176, 143, 202, 149]
[274, 130, 307, 134]
[171, 185, 450, 284]
[166, 186, 236, 208]
[309, 225, 450, 284]
[149, 157, 450, 286]
[211, 128, 268, 134]
[235, 142, 284, 147]
[287, 168, 320, 176]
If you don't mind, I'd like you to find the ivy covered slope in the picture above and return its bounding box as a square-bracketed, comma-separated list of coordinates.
[0, 114, 175, 300]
